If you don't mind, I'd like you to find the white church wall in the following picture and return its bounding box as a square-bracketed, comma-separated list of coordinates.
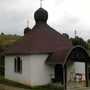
[67, 62, 86, 87]
[67, 61, 86, 88]
[74, 62, 85, 74]
[5, 54, 53, 86]
[5, 56, 32, 85]
[67, 61, 85, 82]
[74, 62, 86, 82]
[67, 62, 75, 82]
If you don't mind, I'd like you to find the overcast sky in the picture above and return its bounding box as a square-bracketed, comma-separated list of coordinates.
[0, 0, 90, 40]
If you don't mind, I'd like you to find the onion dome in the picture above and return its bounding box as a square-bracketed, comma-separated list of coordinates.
[24, 27, 31, 35]
[34, 8, 48, 23]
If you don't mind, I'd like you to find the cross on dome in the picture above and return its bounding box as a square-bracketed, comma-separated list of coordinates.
[40, 0, 44, 8]
[27, 19, 30, 27]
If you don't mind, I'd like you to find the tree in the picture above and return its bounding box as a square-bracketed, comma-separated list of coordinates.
[71, 36, 88, 49]
[87, 39, 90, 50]
[1, 32, 4, 35]
[62, 33, 69, 39]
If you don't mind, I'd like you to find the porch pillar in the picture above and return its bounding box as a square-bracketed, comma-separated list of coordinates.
[63, 64, 67, 90]
[85, 62, 88, 87]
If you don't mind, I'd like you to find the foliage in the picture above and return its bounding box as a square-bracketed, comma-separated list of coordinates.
[62, 32, 88, 49]
[62, 33, 69, 39]
[70, 36, 88, 49]
[62, 33, 88, 49]
[0, 34, 21, 49]
[87, 39, 90, 50]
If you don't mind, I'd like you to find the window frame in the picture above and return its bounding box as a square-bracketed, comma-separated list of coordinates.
[14, 56, 22, 73]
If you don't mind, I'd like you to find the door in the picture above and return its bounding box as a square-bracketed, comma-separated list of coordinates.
[55, 64, 63, 84]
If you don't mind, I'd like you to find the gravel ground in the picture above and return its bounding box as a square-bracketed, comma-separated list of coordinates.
[0, 84, 30, 90]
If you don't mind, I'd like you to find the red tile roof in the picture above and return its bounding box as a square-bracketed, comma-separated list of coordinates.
[4, 23, 72, 55]
[46, 47, 71, 64]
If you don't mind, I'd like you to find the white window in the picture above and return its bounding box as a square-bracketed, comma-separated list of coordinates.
[14, 56, 22, 73]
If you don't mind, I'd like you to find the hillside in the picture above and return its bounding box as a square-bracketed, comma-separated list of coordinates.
[0, 34, 22, 50]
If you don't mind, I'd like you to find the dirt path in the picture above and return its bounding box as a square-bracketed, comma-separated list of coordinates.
[0, 84, 30, 90]
[1, 84, 90, 90]
[68, 87, 90, 90]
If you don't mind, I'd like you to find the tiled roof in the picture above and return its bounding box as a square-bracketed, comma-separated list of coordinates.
[46, 47, 71, 64]
[4, 23, 72, 55]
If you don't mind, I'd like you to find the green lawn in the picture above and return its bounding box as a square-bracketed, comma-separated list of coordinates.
[31, 85, 63, 90]
[0, 75, 4, 80]
[0, 76, 63, 90]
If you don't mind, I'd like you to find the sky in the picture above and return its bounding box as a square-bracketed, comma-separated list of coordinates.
[0, 0, 90, 40]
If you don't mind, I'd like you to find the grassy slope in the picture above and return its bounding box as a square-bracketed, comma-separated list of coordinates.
[0, 34, 21, 48]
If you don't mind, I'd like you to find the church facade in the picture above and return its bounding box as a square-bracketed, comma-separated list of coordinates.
[4, 8, 90, 90]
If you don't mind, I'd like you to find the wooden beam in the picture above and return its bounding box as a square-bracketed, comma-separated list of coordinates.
[63, 64, 67, 90]
[85, 62, 88, 87]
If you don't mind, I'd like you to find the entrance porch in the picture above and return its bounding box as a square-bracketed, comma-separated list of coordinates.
[47, 46, 90, 90]
[65, 46, 90, 90]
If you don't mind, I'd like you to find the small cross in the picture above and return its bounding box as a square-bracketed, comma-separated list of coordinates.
[27, 19, 29, 27]
[40, 0, 44, 8]
[74, 29, 77, 38]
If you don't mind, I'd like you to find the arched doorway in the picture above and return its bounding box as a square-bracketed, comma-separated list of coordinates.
[65, 46, 90, 89]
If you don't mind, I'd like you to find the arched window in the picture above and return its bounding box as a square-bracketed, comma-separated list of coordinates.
[14, 56, 22, 73]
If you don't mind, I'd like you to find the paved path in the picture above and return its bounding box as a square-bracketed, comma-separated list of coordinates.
[0, 84, 30, 90]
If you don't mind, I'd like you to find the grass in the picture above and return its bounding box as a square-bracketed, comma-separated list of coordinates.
[0, 76, 63, 90]
[0, 78, 31, 89]
[31, 85, 63, 90]
[0, 75, 4, 80]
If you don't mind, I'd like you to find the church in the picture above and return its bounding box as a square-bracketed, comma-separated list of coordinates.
[4, 6, 90, 90]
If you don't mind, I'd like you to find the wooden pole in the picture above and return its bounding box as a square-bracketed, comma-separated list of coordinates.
[85, 62, 88, 87]
[63, 64, 67, 90]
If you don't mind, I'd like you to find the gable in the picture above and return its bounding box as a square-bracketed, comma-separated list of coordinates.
[67, 46, 90, 62]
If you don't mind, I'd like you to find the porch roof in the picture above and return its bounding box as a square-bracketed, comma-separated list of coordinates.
[46, 47, 71, 65]
[46, 46, 90, 65]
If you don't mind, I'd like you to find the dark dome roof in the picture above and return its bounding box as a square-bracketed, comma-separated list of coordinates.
[34, 8, 48, 23]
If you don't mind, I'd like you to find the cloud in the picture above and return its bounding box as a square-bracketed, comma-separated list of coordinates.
[0, 0, 90, 40]
[48, 12, 80, 38]
[0, 0, 36, 34]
